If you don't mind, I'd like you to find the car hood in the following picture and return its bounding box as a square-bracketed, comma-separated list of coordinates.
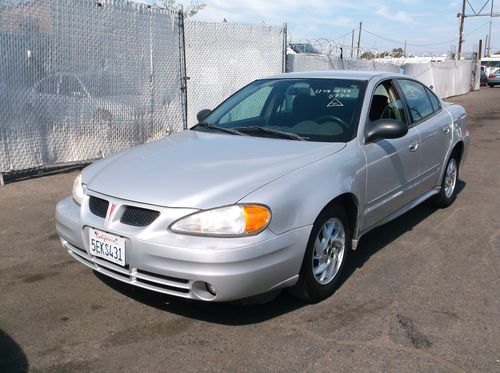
[83, 130, 346, 209]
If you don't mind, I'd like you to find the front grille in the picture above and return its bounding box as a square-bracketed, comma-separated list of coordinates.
[120, 206, 160, 227]
[89, 196, 109, 218]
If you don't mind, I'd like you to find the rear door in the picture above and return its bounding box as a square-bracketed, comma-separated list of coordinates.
[362, 79, 421, 229]
[397, 79, 452, 193]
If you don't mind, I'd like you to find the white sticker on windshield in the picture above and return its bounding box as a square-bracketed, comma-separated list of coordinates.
[327, 98, 344, 107]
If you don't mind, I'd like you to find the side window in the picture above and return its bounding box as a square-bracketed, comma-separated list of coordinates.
[368, 80, 407, 124]
[37, 75, 60, 94]
[425, 87, 441, 112]
[60, 76, 85, 97]
[219, 86, 272, 124]
[398, 79, 434, 123]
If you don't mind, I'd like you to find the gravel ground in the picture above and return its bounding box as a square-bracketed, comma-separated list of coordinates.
[1, 87, 499, 372]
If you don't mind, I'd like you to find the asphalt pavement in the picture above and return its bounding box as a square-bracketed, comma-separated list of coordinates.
[1, 87, 499, 372]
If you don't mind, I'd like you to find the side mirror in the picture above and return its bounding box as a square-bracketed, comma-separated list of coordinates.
[196, 109, 212, 123]
[366, 119, 408, 143]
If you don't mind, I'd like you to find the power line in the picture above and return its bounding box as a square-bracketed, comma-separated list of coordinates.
[363, 28, 455, 46]
[329, 28, 359, 43]
[363, 21, 490, 47]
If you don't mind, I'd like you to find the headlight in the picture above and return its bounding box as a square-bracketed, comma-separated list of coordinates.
[72, 174, 84, 205]
[170, 204, 271, 237]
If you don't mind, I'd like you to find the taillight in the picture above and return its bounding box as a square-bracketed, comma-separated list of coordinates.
[489, 75, 497, 78]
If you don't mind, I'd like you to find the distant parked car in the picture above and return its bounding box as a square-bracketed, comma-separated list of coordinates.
[480, 67, 487, 86]
[56, 71, 469, 303]
[487, 69, 500, 87]
[29, 72, 145, 128]
[28, 72, 147, 162]
[288, 43, 321, 54]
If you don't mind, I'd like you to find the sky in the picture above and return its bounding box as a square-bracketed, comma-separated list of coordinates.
[140, 0, 500, 56]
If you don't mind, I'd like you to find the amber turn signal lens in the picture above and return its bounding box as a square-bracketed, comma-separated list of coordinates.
[243, 205, 271, 234]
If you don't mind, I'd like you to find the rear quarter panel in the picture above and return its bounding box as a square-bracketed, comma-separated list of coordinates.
[443, 102, 469, 172]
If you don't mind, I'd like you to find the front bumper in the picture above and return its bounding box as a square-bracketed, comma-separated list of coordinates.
[55, 193, 311, 302]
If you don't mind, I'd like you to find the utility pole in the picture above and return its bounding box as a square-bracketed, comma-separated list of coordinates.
[356, 21, 362, 59]
[351, 29, 354, 59]
[458, 0, 499, 58]
[404, 40, 407, 57]
[457, 0, 466, 59]
[479, 39, 483, 61]
[486, 0, 494, 56]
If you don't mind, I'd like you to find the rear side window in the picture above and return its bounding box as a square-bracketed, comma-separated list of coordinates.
[425, 87, 441, 112]
[37, 75, 60, 94]
[398, 79, 434, 123]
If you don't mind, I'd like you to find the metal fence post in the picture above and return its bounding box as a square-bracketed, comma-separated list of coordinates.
[149, 6, 155, 142]
[282, 23, 287, 73]
[178, 10, 188, 130]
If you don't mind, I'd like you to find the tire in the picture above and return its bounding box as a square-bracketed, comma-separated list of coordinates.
[489, 84, 494, 88]
[289, 205, 351, 303]
[430, 155, 459, 208]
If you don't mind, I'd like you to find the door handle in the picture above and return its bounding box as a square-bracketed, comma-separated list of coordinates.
[409, 142, 419, 152]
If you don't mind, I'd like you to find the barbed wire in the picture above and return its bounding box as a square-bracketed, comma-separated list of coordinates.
[291, 19, 491, 61]
[290, 38, 452, 62]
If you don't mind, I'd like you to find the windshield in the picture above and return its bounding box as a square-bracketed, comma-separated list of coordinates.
[196, 78, 367, 142]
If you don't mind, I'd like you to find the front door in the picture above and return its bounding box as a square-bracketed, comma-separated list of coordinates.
[362, 79, 421, 230]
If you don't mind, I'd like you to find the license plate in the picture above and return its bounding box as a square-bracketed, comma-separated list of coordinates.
[88, 228, 126, 266]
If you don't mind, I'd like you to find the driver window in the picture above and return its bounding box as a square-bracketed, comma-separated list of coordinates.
[369, 81, 407, 124]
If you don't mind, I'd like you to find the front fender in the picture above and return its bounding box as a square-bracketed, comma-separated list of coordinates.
[239, 141, 366, 236]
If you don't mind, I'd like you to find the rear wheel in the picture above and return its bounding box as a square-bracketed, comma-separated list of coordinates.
[431, 155, 459, 208]
[489, 84, 495, 87]
[289, 205, 351, 302]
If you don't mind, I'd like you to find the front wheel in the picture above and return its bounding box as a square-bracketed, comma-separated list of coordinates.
[289, 205, 351, 302]
[431, 156, 459, 208]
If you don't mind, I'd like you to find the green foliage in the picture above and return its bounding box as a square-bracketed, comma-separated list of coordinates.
[362, 48, 405, 59]
[360, 51, 375, 60]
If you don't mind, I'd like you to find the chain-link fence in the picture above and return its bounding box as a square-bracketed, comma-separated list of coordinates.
[184, 21, 285, 126]
[0, 0, 185, 175]
[0, 0, 286, 178]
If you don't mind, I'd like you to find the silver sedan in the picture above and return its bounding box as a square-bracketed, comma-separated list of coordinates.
[56, 71, 469, 302]
[487, 68, 500, 87]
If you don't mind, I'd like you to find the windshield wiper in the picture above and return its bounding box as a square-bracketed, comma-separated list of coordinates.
[234, 126, 307, 141]
[194, 123, 246, 136]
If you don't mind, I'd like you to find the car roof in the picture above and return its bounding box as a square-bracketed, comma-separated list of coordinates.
[262, 70, 404, 81]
